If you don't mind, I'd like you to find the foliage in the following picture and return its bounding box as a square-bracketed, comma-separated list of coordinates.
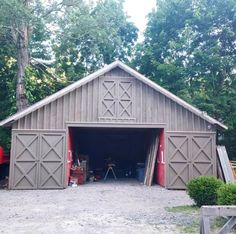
[0, 0, 137, 149]
[187, 176, 224, 207]
[134, 0, 236, 159]
[217, 183, 236, 205]
[0, 33, 17, 151]
[53, 0, 138, 81]
[0, 0, 235, 158]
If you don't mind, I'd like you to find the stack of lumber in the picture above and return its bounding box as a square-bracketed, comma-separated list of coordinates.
[217, 146, 235, 183]
[144, 133, 159, 186]
[230, 161, 236, 180]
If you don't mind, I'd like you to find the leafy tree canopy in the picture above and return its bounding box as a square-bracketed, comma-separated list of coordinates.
[0, 0, 138, 150]
[134, 0, 236, 158]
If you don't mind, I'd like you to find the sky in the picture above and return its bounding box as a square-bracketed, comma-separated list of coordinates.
[123, 0, 156, 34]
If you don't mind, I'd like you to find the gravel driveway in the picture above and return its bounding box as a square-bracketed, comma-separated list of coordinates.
[0, 180, 194, 234]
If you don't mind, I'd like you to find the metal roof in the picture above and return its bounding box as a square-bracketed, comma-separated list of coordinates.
[0, 60, 227, 129]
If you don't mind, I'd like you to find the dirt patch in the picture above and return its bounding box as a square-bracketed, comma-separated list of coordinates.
[0, 180, 194, 234]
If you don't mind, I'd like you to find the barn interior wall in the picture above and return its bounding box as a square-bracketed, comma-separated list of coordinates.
[67, 127, 161, 182]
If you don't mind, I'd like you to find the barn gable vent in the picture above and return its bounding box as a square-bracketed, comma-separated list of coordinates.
[99, 77, 135, 121]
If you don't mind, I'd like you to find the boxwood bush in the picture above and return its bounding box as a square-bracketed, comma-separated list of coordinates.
[217, 183, 236, 205]
[187, 176, 223, 207]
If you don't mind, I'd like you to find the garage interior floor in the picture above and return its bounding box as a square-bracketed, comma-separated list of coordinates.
[69, 127, 160, 183]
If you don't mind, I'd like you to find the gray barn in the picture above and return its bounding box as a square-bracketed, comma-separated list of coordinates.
[0, 61, 227, 189]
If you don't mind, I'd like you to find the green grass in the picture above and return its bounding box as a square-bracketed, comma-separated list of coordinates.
[166, 205, 235, 234]
[165, 205, 200, 214]
[166, 205, 200, 234]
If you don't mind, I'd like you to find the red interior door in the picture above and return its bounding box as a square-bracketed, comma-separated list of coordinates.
[66, 128, 73, 185]
[156, 129, 165, 187]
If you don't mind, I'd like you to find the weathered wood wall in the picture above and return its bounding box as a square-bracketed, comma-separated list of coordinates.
[12, 67, 214, 132]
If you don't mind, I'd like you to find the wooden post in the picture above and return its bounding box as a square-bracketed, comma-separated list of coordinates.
[200, 216, 210, 234]
[200, 206, 236, 234]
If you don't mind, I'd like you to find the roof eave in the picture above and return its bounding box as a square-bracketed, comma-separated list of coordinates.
[214, 122, 228, 130]
[116, 61, 228, 130]
[0, 60, 227, 130]
[0, 60, 120, 127]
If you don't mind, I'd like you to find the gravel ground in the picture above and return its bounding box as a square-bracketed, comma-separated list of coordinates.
[0, 180, 195, 234]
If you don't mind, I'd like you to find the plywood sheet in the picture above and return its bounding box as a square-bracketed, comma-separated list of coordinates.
[217, 146, 235, 183]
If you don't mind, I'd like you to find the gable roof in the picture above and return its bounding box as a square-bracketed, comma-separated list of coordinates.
[0, 60, 227, 129]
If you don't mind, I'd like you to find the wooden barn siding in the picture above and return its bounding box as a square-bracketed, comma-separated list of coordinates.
[13, 68, 213, 131]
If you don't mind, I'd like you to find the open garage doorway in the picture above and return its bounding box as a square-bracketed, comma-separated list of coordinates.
[66, 126, 165, 187]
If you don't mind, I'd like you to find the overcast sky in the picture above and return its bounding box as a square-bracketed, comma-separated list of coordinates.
[123, 0, 156, 34]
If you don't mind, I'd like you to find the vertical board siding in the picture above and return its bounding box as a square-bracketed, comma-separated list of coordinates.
[81, 85, 86, 122]
[78, 87, 82, 122]
[25, 115, 31, 129]
[74, 87, 79, 121]
[176, 105, 182, 131]
[13, 122, 18, 129]
[165, 98, 171, 130]
[68, 91, 73, 122]
[57, 98, 63, 129]
[87, 81, 92, 122]
[50, 102, 56, 129]
[64, 94, 69, 125]
[170, 101, 176, 131]
[12, 68, 213, 131]
[159, 93, 165, 123]
[93, 78, 99, 121]
[31, 111, 37, 129]
[37, 108, 43, 129]
[136, 80, 142, 122]
[153, 91, 158, 123]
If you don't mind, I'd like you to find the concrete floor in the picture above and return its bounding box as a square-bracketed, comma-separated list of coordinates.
[0, 180, 194, 234]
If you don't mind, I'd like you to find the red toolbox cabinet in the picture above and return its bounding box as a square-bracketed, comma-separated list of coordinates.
[70, 167, 85, 185]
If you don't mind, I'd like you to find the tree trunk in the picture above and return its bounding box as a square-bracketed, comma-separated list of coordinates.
[16, 23, 29, 112]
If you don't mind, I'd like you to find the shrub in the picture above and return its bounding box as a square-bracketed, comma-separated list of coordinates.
[187, 176, 224, 207]
[217, 183, 236, 205]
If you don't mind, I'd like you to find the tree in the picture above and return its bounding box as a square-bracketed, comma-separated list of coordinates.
[0, 0, 138, 110]
[53, 0, 138, 81]
[0, 0, 33, 111]
[0, 33, 17, 150]
[134, 0, 236, 158]
[0, 0, 137, 150]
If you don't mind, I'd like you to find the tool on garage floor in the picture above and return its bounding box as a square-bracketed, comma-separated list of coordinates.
[104, 163, 117, 180]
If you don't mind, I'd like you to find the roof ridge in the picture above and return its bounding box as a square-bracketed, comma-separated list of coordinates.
[0, 60, 227, 129]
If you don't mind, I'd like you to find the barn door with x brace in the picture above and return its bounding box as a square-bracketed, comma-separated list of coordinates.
[166, 132, 216, 189]
[99, 77, 135, 120]
[10, 130, 65, 189]
[38, 132, 65, 189]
